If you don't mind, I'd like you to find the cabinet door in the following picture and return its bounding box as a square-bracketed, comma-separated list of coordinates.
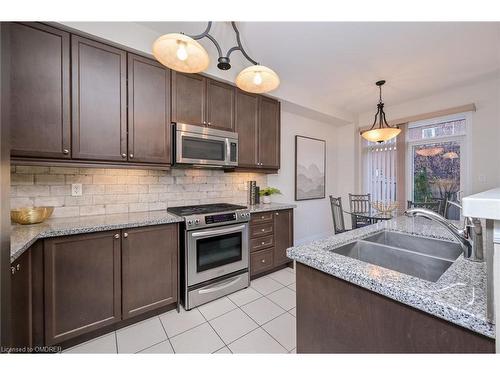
[258, 97, 280, 169]
[206, 79, 235, 130]
[171, 72, 206, 126]
[273, 209, 293, 266]
[71, 36, 127, 161]
[235, 90, 259, 167]
[9, 23, 71, 159]
[44, 231, 121, 345]
[122, 225, 178, 319]
[128, 54, 171, 164]
[10, 250, 32, 349]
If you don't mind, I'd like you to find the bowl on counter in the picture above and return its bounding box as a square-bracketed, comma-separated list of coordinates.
[10, 206, 54, 225]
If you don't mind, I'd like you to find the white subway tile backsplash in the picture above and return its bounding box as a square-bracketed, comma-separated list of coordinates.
[11, 166, 267, 217]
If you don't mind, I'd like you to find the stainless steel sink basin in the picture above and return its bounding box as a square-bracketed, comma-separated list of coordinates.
[331, 232, 461, 282]
[363, 231, 462, 261]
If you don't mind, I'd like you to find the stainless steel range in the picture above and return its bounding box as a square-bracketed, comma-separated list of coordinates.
[167, 203, 251, 310]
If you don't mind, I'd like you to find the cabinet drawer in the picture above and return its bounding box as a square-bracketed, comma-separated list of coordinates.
[250, 222, 274, 238]
[250, 248, 274, 276]
[251, 211, 274, 224]
[250, 235, 274, 252]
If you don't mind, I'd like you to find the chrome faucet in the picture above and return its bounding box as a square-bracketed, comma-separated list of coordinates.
[405, 202, 484, 262]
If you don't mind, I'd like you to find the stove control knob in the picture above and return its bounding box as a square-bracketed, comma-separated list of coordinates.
[195, 219, 200, 225]
[187, 220, 193, 226]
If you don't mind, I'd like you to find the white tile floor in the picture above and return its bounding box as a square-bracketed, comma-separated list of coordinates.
[63, 267, 297, 354]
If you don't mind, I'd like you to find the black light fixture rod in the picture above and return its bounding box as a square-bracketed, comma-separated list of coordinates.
[227, 22, 259, 65]
[187, 21, 259, 69]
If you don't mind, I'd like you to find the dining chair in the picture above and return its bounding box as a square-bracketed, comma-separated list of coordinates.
[349, 193, 372, 229]
[407, 200, 442, 214]
[329, 196, 347, 234]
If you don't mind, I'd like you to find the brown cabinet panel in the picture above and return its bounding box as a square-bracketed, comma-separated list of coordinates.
[273, 209, 294, 266]
[10, 249, 32, 349]
[258, 97, 280, 169]
[250, 235, 274, 253]
[250, 211, 274, 225]
[121, 225, 178, 319]
[250, 248, 274, 276]
[71, 36, 127, 161]
[235, 90, 259, 167]
[44, 231, 122, 345]
[171, 72, 206, 126]
[128, 54, 171, 164]
[251, 222, 274, 239]
[206, 79, 235, 130]
[9, 23, 71, 159]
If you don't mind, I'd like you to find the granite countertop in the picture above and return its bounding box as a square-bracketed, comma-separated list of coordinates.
[248, 202, 297, 213]
[11, 211, 183, 263]
[11, 202, 297, 263]
[287, 216, 495, 339]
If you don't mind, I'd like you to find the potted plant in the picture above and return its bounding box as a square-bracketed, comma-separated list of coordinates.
[259, 187, 281, 204]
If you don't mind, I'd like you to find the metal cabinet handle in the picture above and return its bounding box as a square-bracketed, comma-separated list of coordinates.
[261, 259, 266, 263]
[63, 149, 69, 155]
[261, 229, 265, 232]
[261, 216, 265, 219]
[11, 266, 15, 275]
[208, 122, 211, 125]
[121, 153, 126, 158]
[123, 232, 128, 238]
[261, 241, 265, 245]
[129, 154, 134, 159]
[16, 264, 20, 271]
[114, 234, 120, 239]
[275, 212, 279, 216]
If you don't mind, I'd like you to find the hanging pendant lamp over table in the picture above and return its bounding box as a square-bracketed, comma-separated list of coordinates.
[152, 22, 280, 94]
[361, 80, 401, 143]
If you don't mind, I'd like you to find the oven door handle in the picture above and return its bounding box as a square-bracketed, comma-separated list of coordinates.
[198, 275, 244, 295]
[191, 224, 246, 238]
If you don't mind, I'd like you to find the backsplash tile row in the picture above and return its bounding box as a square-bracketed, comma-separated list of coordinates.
[11, 166, 268, 218]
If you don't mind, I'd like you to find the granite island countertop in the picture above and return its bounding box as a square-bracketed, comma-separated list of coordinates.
[247, 202, 297, 213]
[287, 216, 495, 339]
[11, 210, 183, 263]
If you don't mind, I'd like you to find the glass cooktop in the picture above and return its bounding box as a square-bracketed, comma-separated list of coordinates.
[167, 203, 247, 217]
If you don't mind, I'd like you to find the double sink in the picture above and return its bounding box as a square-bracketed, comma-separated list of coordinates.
[332, 231, 462, 282]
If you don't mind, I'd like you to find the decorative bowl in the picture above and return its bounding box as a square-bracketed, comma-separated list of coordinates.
[10, 206, 54, 225]
[371, 201, 399, 215]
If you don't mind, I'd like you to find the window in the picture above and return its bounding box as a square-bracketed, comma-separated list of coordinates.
[407, 114, 469, 219]
[362, 137, 398, 203]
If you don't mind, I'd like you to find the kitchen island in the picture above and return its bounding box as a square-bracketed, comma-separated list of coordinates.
[287, 216, 495, 353]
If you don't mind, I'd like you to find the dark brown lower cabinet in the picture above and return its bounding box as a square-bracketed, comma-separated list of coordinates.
[296, 263, 495, 353]
[10, 242, 44, 350]
[44, 231, 122, 345]
[249, 209, 294, 278]
[122, 224, 178, 319]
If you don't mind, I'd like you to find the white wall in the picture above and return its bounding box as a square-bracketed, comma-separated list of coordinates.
[358, 75, 500, 195]
[268, 109, 347, 245]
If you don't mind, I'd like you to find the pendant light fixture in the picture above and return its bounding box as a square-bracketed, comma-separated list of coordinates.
[152, 22, 280, 94]
[361, 80, 401, 143]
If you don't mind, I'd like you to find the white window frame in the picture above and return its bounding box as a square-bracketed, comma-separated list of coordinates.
[405, 112, 472, 202]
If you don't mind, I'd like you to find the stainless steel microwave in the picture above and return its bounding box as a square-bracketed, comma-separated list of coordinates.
[173, 123, 238, 167]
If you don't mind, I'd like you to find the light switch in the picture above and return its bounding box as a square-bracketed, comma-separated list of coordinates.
[71, 183, 83, 197]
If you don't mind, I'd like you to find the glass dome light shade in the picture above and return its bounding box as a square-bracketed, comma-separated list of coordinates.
[235, 65, 280, 94]
[152, 33, 209, 73]
[361, 127, 401, 143]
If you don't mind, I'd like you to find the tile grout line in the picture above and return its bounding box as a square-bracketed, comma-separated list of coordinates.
[157, 313, 176, 354]
[260, 311, 296, 353]
[196, 305, 231, 353]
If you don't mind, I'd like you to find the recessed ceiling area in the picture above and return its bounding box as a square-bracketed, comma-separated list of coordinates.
[138, 21, 500, 122]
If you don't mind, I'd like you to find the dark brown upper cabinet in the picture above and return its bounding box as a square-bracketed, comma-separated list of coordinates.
[8, 23, 71, 159]
[71, 35, 127, 162]
[121, 225, 178, 319]
[258, 97, 280, 169]
[127, 54, 171, 164]
[44, 231, 122, 345]
[172, 71, 235, 131]
[235, 91, 280, 171]
[206, 79, 235, 130]
[273, 209, 294, 266]
[171, 72, 206, 126]
[235, 90, 259, 167]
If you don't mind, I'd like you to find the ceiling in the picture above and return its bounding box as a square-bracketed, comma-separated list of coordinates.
[138, 22, 500, 123]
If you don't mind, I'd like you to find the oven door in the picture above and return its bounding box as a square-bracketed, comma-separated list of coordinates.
[177, 130, 237, 167]
[186, 223, 249, 286]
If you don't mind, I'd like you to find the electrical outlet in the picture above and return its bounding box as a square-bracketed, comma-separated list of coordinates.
[71, 183, 83, 197]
